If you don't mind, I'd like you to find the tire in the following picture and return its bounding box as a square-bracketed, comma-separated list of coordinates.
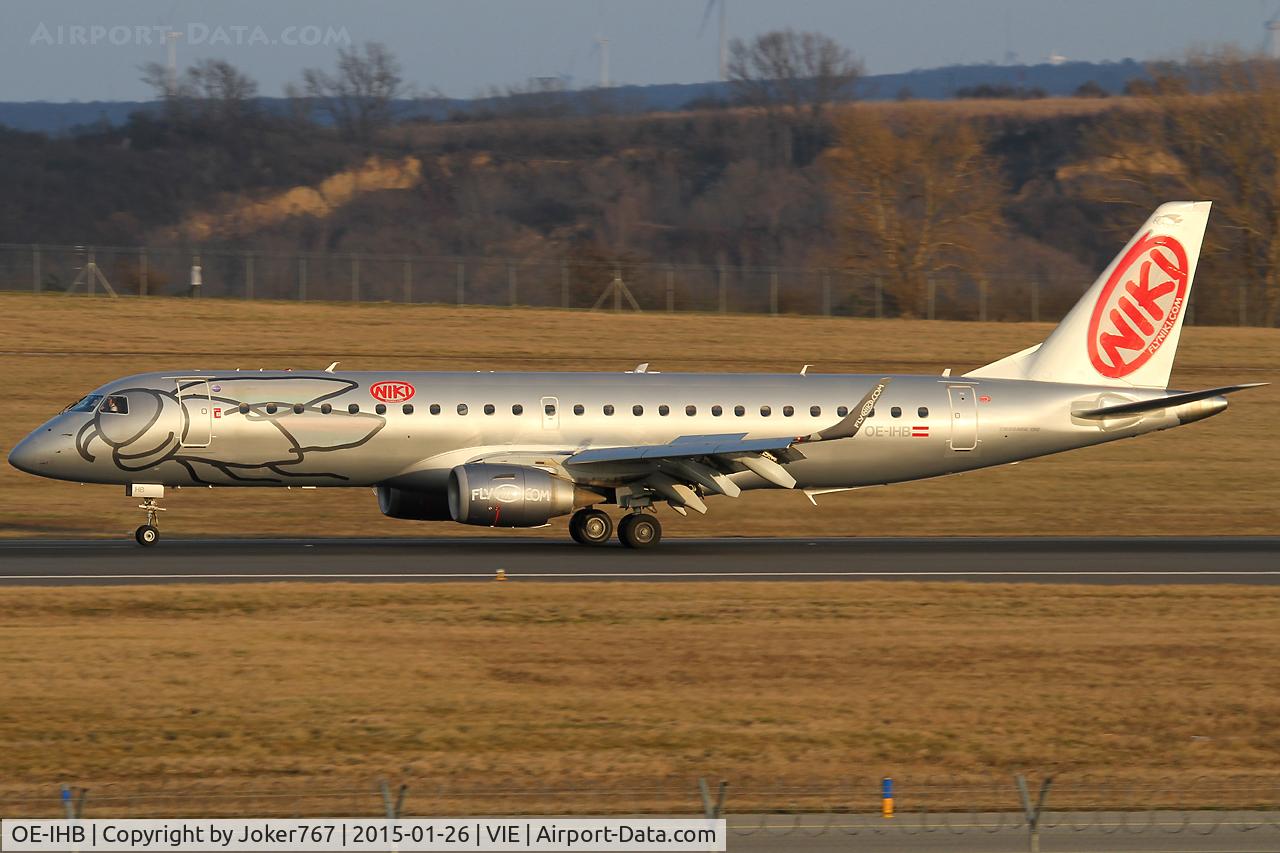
[134, 524, 159, 547]
[569, 508, 613, 546]
[618, 514, 661, 549]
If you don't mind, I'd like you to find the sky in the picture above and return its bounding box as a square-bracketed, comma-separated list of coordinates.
[1, 0, 1276, 102]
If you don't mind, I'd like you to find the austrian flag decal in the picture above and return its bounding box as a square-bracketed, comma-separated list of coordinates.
[1087, 232, 1189, 379]
[370, 381, 415, 403]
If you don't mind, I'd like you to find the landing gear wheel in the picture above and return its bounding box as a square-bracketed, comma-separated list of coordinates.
[569, 508, 613, 546]
[135, 524, 159, 547]
[618, 513, 661, 549]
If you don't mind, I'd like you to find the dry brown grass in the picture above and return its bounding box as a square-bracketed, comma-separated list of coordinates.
[0, 292, 1275, 539]
[0, 581, 1277, 815]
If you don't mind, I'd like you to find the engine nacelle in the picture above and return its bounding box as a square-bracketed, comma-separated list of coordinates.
[376, 484, 452, 521]
[447, 463, 600, 527]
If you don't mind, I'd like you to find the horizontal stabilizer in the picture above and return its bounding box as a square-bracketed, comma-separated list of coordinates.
[1071, 383, 1267, 419]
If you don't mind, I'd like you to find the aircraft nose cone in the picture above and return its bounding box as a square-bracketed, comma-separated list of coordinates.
[9, 430, 57, 475]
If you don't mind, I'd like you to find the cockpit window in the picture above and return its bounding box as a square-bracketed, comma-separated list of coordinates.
[63, 394, 103, 413]
[99, 395, 129, 415]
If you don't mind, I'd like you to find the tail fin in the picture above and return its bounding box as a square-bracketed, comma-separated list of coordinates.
[968, 201, 1211, 388]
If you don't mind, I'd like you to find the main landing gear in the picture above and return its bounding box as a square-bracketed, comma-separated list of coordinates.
[567, 508, 662, 548]
[568, 508, 613, 546]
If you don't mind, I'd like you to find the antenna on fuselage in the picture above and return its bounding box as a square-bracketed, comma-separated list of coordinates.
[325, 362, 340, 373]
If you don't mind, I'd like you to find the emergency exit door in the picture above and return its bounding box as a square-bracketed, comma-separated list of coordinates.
[176, 379, 212, 447]
[947, 385, 978, 451]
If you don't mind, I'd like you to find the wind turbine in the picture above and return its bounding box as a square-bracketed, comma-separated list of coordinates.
[1266, 8, 1280, 59]
[592, 34, 610, 88]
[697, 0, 728, 81]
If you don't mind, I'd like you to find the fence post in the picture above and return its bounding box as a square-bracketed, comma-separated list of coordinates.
[770, 268, 779, 316]
[1031, 278, 1040, 323]
[378, 778, 408, 820]
[561, 259, 571, 309]
[718, 266, 727, 314]
[456, 260, 465, 306]
[508, 262, 518, 307]
[927, 276, 936, 320]
[139, 249, 148, 297]
[979, 279, 987, 323]
[297, 256, 307, 301]
[697, 778, 727, 820]
[666, 266, 675, 313]
[351, 255, 360, 303]
[1015, 774, 1053, 853]
[245, 253, 254, 300]
[32, 245, 41, 293]
[402, 258, 412, 303]
[1239, 284, 1247, 326]
[822, 270, 831, 317]
[874, 276, 883, 319]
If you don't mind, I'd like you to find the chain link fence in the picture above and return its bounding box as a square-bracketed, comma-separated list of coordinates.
[2, 243, 1273, 326]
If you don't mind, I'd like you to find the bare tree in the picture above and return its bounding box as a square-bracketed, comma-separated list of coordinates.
[295, 42, 407, 141]
[140, 58, 258, 126]
[1085, 48, 1280, 325]
[727, 29, 862, 120]
[825, 109, 1004, 316]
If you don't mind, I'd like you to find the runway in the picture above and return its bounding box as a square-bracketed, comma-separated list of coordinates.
[0, 536, 1276, 586]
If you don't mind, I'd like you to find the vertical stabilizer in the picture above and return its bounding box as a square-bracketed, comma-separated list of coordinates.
[968, 201, 1211, 388]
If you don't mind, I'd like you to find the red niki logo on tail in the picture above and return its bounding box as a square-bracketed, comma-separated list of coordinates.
[370, 381, 415, 403]
[1086, 232, 1189, 379]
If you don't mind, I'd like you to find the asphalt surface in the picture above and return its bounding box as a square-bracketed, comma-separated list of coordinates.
[724, 811, 1280, 852]
[0, 536, 1276, 586]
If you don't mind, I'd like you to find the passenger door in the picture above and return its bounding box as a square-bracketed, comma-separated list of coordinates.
[176, 379, 212, 447]
[947, 385, 978, 451]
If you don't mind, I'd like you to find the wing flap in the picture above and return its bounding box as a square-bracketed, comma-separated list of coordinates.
[566, 433, 798, 465]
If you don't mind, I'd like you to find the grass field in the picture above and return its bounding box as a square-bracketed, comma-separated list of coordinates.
[0, 292, 1275, 539]
[1, 581, 1278, 816]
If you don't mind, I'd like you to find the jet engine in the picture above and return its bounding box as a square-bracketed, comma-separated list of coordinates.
[376, 484, 452, 521]
[447, 463, 602, 527]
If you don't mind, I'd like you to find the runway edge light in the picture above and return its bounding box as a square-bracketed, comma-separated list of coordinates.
[882, 777, 893, 818]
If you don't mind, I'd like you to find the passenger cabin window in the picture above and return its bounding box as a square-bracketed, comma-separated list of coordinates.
[375, 403, 387, 415]
[783, 405, 794, 417]
[659, 404, 670, 416]
[457, 403, 468, 415]
[430, 404, 441, 415]
[266, 404, 278, 415]
[99, 395, 129, 415]
[483, 404, 495, 415]
[918, 406, 929, 418]
[891, 406, 902, 418]
[295, 404, 306, 414]
[573, 404, 584, 415]
[633, 405, 644, 416]
[512, 404, 523, 415]
[734, 405, 745, 417]
[685, 405, 697, 416]
[403, 404, 414, 415]
[760, 405, 772, 417]
[837, 406, 848, 417]
[603, 404, 615, 416]
[348, 403, 360, 414]
[810, 405, 821, 417]
[711, 405, 723, 417]
[241, 403, 252, 415]
[63, 394, 103, 413]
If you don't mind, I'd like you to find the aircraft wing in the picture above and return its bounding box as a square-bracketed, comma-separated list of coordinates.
[566, 433, 799, 464]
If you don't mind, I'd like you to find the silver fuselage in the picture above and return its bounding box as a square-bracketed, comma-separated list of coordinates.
[10, 370, 1224, 495]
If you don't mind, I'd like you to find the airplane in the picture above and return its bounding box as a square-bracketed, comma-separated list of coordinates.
[7, 201, 1265, 548]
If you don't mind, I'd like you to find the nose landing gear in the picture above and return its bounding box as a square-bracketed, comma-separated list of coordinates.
[127, 485, 166, 547]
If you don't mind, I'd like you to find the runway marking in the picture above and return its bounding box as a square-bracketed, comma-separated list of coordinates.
[2, 570, 1280, 581]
